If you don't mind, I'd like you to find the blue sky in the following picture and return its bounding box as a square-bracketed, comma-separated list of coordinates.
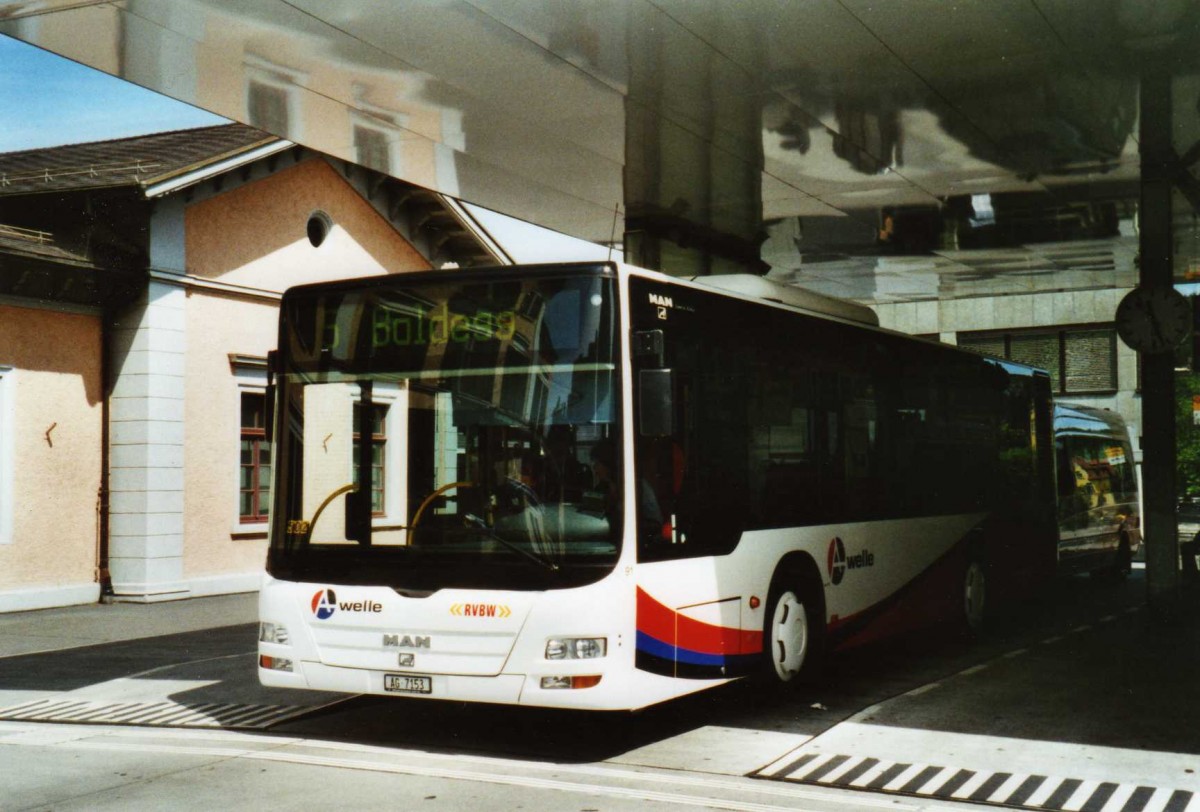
[0, 34, 227, 153]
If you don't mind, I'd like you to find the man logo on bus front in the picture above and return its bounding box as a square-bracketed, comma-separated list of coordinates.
[827, 537, 847, 585]
[312, 588, 337, 620]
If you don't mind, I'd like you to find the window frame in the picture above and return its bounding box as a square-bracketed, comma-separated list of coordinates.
[356, 383, 406, 530]
[350, 87, 408, 175]
[352, 402, 388, 517]
[244, 55, 305, 138]
[231, 355, 270, 538]
[957, 324, 1118, 395]
[239, 392, 271, 525]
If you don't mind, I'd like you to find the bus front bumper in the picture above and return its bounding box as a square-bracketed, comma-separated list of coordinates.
[258, 657, 720, 711]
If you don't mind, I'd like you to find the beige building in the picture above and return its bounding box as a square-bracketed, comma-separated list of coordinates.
[0, 123, 499, 611]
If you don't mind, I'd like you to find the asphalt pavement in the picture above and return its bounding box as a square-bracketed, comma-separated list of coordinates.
[0, 571, 1198, 810]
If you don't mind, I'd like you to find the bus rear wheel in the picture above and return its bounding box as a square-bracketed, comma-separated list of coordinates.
[763, 584, 822, 685]
[961, 556, 987, 637]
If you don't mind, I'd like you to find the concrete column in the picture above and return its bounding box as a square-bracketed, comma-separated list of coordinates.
[1138, 71, 1181, 616]
[107, 280, 187, 600]
[107, 195, 188, 601]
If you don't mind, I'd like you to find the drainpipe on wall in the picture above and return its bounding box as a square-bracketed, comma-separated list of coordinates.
[97, 306, 114, 602]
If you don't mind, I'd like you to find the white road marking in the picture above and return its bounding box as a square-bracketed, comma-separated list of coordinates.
[1062, 780, 1103, 812]
[1100, 784, 1138, 812]
[883, 763, 929, 792]
[847, 761, 892, 788]
[950, 770, 993, 799]
[987, 773, 1031, 804]
[817, 755, 868, 784]
[1025, 776, 1065, 807]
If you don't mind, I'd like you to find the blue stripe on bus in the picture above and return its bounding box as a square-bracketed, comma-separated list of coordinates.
[636, 631, 759, 668]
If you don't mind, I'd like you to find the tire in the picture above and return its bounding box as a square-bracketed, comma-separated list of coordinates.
[762, 580, 824, 685]
[961, 555, 987, 637]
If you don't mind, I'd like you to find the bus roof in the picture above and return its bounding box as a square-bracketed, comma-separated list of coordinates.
[1054, 402, 1131, 438]
[687, 273, 879, 327]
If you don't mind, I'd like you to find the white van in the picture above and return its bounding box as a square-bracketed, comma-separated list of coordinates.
[1054, 403, 1142, 578]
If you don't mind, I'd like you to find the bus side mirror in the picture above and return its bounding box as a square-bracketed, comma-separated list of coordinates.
[639, 369, 675, 437]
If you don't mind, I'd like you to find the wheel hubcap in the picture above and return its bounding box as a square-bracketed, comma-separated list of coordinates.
[771, 591, 808, 681]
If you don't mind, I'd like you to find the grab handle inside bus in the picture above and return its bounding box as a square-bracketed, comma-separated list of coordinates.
[639, 369, 675, 437]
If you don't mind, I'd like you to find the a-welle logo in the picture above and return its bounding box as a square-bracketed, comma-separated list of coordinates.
[827, 537, 875, 586]
[310, 588, 383, 620]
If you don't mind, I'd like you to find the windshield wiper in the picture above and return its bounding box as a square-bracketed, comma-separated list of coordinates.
[463, 514, 559, 572]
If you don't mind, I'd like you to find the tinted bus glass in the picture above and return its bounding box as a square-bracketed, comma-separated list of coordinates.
[269, 271, 622, 591]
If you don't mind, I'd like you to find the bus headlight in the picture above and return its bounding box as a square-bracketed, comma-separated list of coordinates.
[259, 622, 290, 645]
[545, 637, 607, 660]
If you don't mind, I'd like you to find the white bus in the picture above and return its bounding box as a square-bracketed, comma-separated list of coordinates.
[1053, 403, 1141, 578]
[258, 261, 1058, 710]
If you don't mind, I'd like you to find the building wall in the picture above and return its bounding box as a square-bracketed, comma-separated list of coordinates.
[179, 159, 433, 591]
[185, 158, 430, 289]
[873, 287, 1142, 451]
[181, 291, 277, 588]
[0, 303, 103, 611]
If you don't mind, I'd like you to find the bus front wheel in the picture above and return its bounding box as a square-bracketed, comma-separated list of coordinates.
[763, 583, 823, 685]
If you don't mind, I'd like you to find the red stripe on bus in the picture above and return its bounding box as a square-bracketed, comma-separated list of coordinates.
[637, 588, 763, 655]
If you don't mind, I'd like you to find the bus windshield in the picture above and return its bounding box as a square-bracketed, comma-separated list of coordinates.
[268, 270, 621, 591]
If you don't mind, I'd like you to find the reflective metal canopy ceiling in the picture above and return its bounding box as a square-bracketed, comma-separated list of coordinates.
[5, 0, 1200, 295]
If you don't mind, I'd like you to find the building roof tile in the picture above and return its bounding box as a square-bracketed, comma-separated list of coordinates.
[0, 123, 279, 197]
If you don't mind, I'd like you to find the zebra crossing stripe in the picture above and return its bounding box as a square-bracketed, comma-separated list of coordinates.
[848, 760, 893, 788]
[866, 762, 911, 789]
[0, 698, 313, 730]
[1008, 775, 1050, 806]
[1078, 781, 1119, 812]
[899, 766, 944, 793]
[951, 770, 997, 800]
[1061, 780, 1103, 811]
[1122, 786, 1159, 812]
[804, 755, 851, 782]
[755, 751, 1196, 812]
[1025, 776, 1068, 807]
[1164, 789, 1197, 812]
[967, 771, 1014, 801]
[883, 763, 929, 791]
[831, 757, 879, 785]
[931, 769, 975, 798]
[771, 752, 819, 778]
